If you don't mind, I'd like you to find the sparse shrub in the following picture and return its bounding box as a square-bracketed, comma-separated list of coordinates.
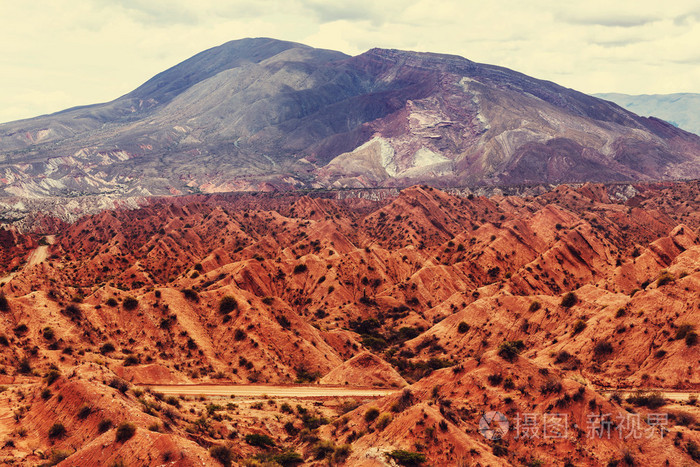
[42, 327, 55, 340]
[209, 445, 232, 466]
[560, 292, 577, 308]
[387, 449, 427, 466]
[593, 340, 613, 357]
[571, 319, 587, 335]
[364, 407, 380, 422]
[123, 355, 140, 366]
[540, 379, 563, 395]
[311, 440, 336, 460]
[115, 422, 136, 442]
[687, 440, 700, 462]
[615, 308, 626, 318]
[626, 391, 666, 409]
[273, 451, 304, 466]
[528, 300, 541, 312]
[376, 413, 392, 430]
[498, 340, 525, 362]
[656, 270, 675, 287]
[106, 298, 118, 307]
[108, 377, 129, 393]
[41, 388, 52, 400]
[77, 404, 92, 419]
[123, 296, 139, 310]
[42, 370, 60, 387]
[685, 331, 698, 347]
[17, 357, 32, 374]
[234, 328, 246, 341]
[63, 303, 81, 319]
[182, 288, 199, 302]
[14, 323, 28, 336]
[0, 293, 9, 312]
[98, 419, 113, 433]
[245, 433, 275, 448]
[100, 342, 115, 354]
[487, 373, 503, 386]
[293, 264, 307, 274]
[46, 449, 70, 465]
[457, 321, 470, 333]
[219, 296, 238, 315]
[48, 423, 66, 439]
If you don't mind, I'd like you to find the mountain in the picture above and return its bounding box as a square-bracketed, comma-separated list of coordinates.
[0, 181, 699, 464]
[1, 38, 700, 210]
[595, 92, 700, 136]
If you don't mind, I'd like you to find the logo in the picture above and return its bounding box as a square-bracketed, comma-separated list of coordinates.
[479, 411, 509, 440]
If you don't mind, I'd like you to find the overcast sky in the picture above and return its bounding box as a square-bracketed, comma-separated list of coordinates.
[1, 0, 699, 123]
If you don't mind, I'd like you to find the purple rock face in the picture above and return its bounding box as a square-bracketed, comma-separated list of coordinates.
[1, 38, 699, 206]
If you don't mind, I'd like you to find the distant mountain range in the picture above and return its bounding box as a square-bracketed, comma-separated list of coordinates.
[1, 38, 699, 209]
[595, 93, 700, 136]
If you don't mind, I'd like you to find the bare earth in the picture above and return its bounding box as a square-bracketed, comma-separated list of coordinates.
[143, 384, 398, 398]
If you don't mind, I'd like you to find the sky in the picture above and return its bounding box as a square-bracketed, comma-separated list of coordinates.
[1, 0, 699, 124]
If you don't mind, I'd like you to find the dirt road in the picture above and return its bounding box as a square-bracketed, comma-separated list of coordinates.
[598, 389, 698, 402]
[0, 235, 54, 284]
[144, 384, 399, 399]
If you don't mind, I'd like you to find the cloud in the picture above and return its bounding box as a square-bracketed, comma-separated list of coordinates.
[0, 0, 699, 123]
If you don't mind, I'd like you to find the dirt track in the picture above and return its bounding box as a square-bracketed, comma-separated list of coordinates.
[0, 235, 54, 284]
[144, 384, 399, 399]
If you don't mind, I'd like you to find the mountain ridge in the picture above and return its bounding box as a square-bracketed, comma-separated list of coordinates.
[1, 38, 699, 218]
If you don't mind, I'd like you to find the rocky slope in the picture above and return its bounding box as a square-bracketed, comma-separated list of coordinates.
[0, 181, 699, 464]
[1, 38, 699, 217]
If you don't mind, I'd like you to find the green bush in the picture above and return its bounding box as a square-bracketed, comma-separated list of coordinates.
[244, 433, 275, 448]
[457, 321, 470, 333]
[106, 298, 118, 307]
[209, 445, 233, 466]
[219, 296, 238, 315]
[528, 300, 541, 312]
[115, 422, 136, 442]
[273, 451, 304, 466]
[686, 331, 698, 346]
[293, 264, 308, 274]
[387, 450, 427, 466]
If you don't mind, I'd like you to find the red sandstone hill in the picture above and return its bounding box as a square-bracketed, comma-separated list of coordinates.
[0, 181, 698, 465]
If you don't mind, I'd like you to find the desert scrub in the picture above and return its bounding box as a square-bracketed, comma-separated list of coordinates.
[560, 292, 577, 308]
[219, 296, 238, 314]
[656, 270, 675, 286]
[209, 445, 233, 466]
[571, 319, 587, 336]
[0, 293, 9, 312]
[387, 449, 427, 466]
[115, 422, 136, 442]
[48, 423, 66, 439]
[123, 296, 139, 310]
[497, 340, 525, 362]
